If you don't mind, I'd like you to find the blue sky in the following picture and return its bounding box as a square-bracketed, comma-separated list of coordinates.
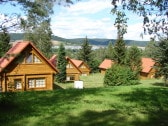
[0, 0, 152, 41]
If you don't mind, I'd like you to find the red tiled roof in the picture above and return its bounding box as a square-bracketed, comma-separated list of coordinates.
[66, 57, 82, 73]
[0, 41, 30, 72]
[99, 59, 114, 69]
[141, 58, 155, 73]
[49, 55, 57, 67]
[0, 41, 58, 73]
[70, 59, 83, 67]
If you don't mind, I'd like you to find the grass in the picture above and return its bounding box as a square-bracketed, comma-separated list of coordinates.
[56, 73, 104, 89]
[0, 73, 168, 126]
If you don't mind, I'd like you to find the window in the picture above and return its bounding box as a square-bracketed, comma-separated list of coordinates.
[25, 53, 42, 63]
[80, 65, 86, 68]
[34, 55, 41, 63]
[26, 53, 33, 63]
[28, 79, 35, 88]
[66, 63, 73, 68]
[14, 79, 22, 89]
[28, 78, 45, 88]
[66, 76, 75, 81]
[36, 79, 45, 87]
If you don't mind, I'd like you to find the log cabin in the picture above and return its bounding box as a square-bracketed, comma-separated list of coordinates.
[0, 41, 58, 92]
[66, 57, 82, 81]
[98, 59, 115, 74]
[70, 59, 90, 76]
[140, 57, 156, 79]
[50, 55, 89, 81]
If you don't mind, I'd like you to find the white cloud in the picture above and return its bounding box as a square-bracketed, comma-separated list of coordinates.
[51, 0, 115, 39]
[51, 0, 151, 41]
[62, 0, 112, 15]
[51, 15, 116, 39]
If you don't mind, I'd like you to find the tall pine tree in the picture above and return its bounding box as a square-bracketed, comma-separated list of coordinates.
[113, 38, 126, 65]
[78, 36, 92, 66]
[143, 38, 157, 57]
[152, 38, 168, 86]
[0, 28, 11, 57]
[105, 41, 114, 59]
[126, 45, 142, 78]
[113, 10, 127, 65]
[56, 43, 67, 83]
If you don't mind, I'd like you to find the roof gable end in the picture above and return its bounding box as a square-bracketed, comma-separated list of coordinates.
[99, 59, 114, 69]
[0, 41, 59, 73]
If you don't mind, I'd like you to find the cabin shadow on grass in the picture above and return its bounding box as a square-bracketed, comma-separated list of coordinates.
[0, 92, 37, 124]
[116, 87, 168, 126]
[65, 109, 125, 126]
[0, 88, 101, 126]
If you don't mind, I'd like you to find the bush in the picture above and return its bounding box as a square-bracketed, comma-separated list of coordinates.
[104, 64, 139, 86]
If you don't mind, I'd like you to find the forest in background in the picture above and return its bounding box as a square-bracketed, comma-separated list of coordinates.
[10, 33, 149, 47]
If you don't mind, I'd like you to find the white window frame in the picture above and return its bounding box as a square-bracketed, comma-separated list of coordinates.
[14, 79, 22, 89]
[28, 78, 46, 88]
[80, 65, 86, 68]
[26, 53, 42, 64]
[66, 63, 73, 68]
[34, 55, 42, 63]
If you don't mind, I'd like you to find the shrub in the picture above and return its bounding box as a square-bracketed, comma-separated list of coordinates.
[104, 64, 139, 86]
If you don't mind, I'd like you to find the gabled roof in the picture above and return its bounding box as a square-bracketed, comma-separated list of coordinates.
[70, 59, 90, 70]
[0, 41, 59, 73]
[66, 57, 82, 73]
[99, 59, 114, 69]
[49, 54, 57, 67]
[141, 57, 155, 73]
[70, 59, 83, 67]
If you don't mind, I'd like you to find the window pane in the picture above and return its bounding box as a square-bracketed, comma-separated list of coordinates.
[36, 78, 45, 87]
[26, 53, 33, 63]
[81, 65, 86, 68]
[28, 79, 35, 88]
[34, 55, 42, 63]
[15, 79, 22, 89]
[66, 64, 70, 68]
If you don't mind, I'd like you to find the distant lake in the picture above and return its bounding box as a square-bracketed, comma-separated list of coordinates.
[52, 45, 145, 50]
[52, 45, 106, 50]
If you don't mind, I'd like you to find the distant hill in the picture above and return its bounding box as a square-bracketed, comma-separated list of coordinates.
[10, 33, 24, 41]
[9, 33, 149, 47]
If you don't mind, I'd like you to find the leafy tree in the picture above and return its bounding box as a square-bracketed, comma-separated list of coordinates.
[113, 38, 127, 65]
[152, 38, 168, 86]
[78, 36, 93, 66]
[0, 0, 74, 32]
[22, 0, 54, 58]
[104, 64, 138, 86]
[56, 43, 67, 83]
[0, 28, 11, 57]
[111, 0, 168, 38]
[126, 45, 142, 78]
[112, 10, 128, 39]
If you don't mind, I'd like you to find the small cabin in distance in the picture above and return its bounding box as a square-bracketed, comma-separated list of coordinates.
[140, 57, 156, 79]
[0, 41, 58, 92]
[98, 59, 115, 74]
[70, 59, 90, 76]
[66, 57, 82, 81]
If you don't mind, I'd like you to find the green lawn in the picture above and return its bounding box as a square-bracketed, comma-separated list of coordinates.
[0, 73, 168, 126]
